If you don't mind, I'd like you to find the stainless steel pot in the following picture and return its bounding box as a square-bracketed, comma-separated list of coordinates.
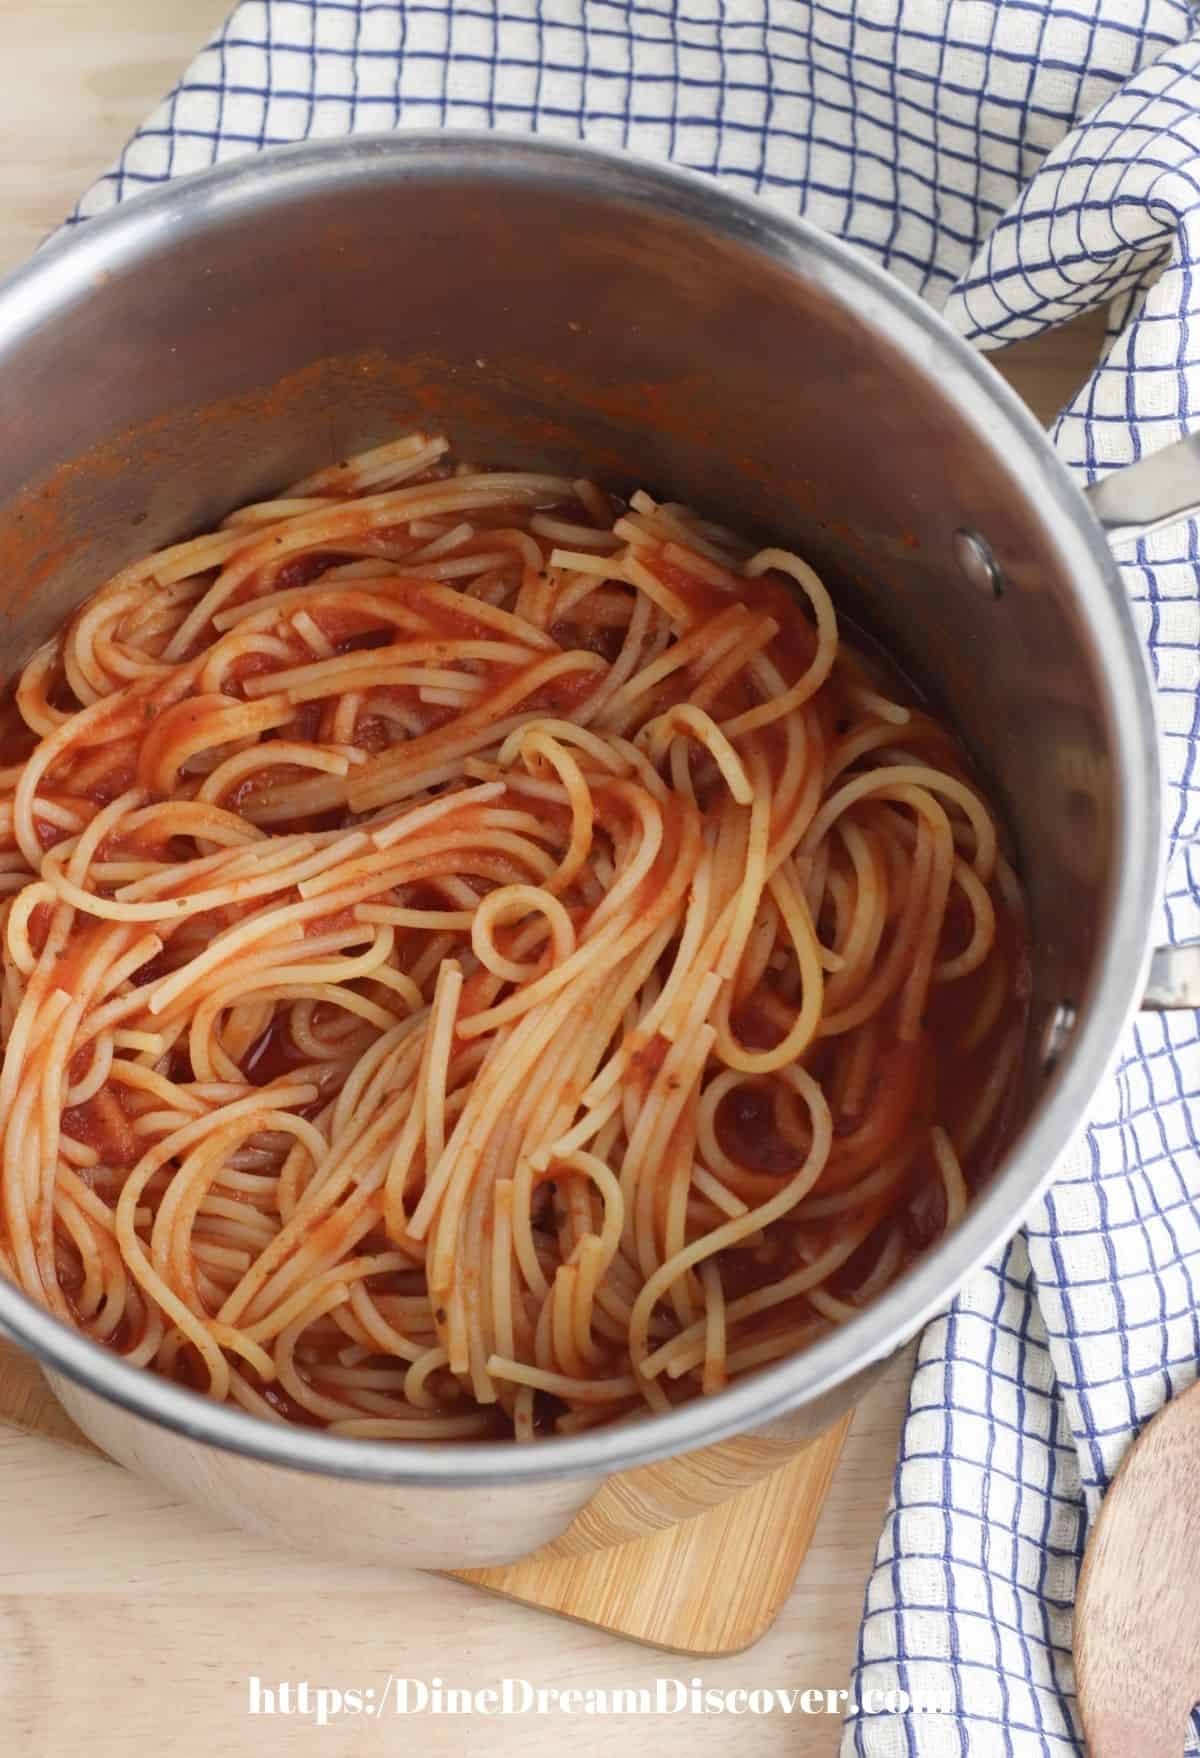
[0, 134, 1192, 1568]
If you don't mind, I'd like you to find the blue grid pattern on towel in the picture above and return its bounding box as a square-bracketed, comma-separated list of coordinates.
[75, 0, 1192, 304]
[67, 5, 1200, 1753]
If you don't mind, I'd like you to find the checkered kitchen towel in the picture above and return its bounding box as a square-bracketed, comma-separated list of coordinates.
[67, 3, 1200, 1752]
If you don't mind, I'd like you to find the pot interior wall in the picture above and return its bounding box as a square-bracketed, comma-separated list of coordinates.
[0, 157, 1120, 1176]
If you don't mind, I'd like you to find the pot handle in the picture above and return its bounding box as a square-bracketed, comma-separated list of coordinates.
[1082, 444, 1200, 1007]
[1085, 433, 1200, 547]
[1143, 942, 1200, 1011]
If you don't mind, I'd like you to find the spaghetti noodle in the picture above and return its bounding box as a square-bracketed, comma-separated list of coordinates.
[0, 432, 1028, 1439]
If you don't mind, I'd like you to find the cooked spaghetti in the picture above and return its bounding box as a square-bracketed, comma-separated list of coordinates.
[0, 432, 1028, 1440]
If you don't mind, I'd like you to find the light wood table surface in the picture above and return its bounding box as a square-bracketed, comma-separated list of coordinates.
[0, 8, 1104, 1756]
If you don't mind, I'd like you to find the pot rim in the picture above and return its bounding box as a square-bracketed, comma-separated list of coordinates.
[0, 130, 1162, 1486]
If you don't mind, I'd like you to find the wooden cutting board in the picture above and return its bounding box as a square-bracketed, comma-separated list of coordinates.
[0, 1336, 850, 1654]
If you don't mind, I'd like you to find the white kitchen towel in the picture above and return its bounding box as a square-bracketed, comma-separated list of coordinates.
[67, 4, 1200, 1752]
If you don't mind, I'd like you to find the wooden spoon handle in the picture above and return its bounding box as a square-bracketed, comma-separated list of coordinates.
[1080, 1705, 1189, 1758]
[1074, 1380, 1200, 1758]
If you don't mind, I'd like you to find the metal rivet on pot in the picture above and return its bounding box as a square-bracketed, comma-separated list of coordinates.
[953, 529, 1003, 599]
[1042, 1002, 1077, 1072]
